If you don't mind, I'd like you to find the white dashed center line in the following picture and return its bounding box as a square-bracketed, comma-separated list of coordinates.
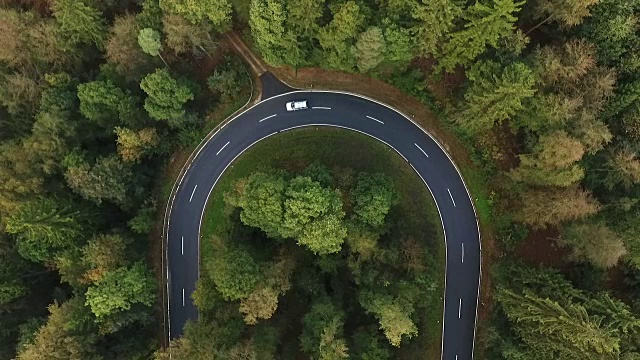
[447, 188, 456, 207]
[182, 289, 185, 307]
[216, 141, 230, 155]
[312, 106, 331, 110]
[366, 115, 384, 124]
[414, 143, 429, 158]
[258, 114, 277, 122]
[459, 299, 462, 318]
[189, 185, 197, 202]
[181, 236, 184, 255]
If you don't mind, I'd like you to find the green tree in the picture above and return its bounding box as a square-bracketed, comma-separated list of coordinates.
[571, 112, 613, 155]
[412, 0, 462, 58]
[140, 68, 194, 122]
[207, 57, 248, 102]
[317, 1, 365, 71]
[114, 127, 159, 162]
[516, 187, 601, 229]
[239, 254, 294, 324]
[282, 176, 347, 254]
[24, 110, 77, 175]
[5, 197, 85, 263]
[383, 25, 414, 67]
[209, 246, 261, 301]
[38, 73, 77, 115]
[359, 292, 418, 347]
[85, 262, 155, 319]
[0, 9, 71, 75]
[496, 288, 621, 359]
[82, 234, 128, 283]
[302, 163, 334, 188]
[352, 27, 386, 73]
[579, 0, 639, 68]
[345, 222, 381, 261]
[282, 177, 339, 236]
[77, 80, 138, 127]
[249, 0, 299, 66]
[233, 172, 286, 238]
[455, 60, 536, 133]
[560, 222, 627, 268]
[0, 250, 29, 305]
[532, 39, 597, 87]
[239, 287, 279, 325]
[159, 0, 232, 29]
[106, 15, 155, 81]
[529, 0, 600, 32]
[51, 0, 106, 47]
[137, 27, 169, 66]
[0, 72, 43, 119]
[601, 148, 640, 190]
[510, 131, 585, 187]
[286, 0, 325, 36]
[0, 9, 33, 69]
[64, 155, 132, 205]
[0, 141, 44, 215]
[301, 300, 349, 359]
[437, 0, 524, 72]
[352, 173, 398, 227]
[299, 214, 348, 255]
[351, 327, 392, 360]
[163, 14, 216, 56]
[138, 0, 164, 30]
[128, 202, 157, 234]
[16, 297, 99, 360]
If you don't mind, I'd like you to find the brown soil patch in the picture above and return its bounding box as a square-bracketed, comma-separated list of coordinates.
[516, 228, 570, 269]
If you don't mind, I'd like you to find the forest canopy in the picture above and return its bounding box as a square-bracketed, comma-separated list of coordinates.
[162, 163, 440, 358]
[2, 0, 640, 358]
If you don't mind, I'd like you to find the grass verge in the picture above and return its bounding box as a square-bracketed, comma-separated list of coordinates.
[200, 127, 445, 359]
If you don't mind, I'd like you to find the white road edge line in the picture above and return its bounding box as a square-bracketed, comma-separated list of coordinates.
[189, 185, 197, 202]
[182, 289, 185, 307]
[181, 236, 184, 255]
[447, 188, 456, 207]
[459, 299, 462, 319]
[415, 143, 429, 158]
[258, 114, 277, 122]
[312, 106, 331, 110]
[366, 115, 384, 124]
[166, 89, 482, 358]
[216, 141, 230, 155]
[462, 243, 464, 263]
[278, 90, 482, 360]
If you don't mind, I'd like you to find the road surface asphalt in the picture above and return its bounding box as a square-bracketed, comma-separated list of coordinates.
[166, 78, 481, 360]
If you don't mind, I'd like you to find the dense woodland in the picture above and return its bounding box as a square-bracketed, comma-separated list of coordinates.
[0, 0, 247, 358]
[247, 0, 640, 358]
[1, 0, 640, 358]
[159, 165, 441, 358]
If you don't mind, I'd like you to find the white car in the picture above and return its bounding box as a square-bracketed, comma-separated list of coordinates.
[286, 100, 308, 111]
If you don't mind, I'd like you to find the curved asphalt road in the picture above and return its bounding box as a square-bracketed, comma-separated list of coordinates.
[166, 89, 481, 359]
